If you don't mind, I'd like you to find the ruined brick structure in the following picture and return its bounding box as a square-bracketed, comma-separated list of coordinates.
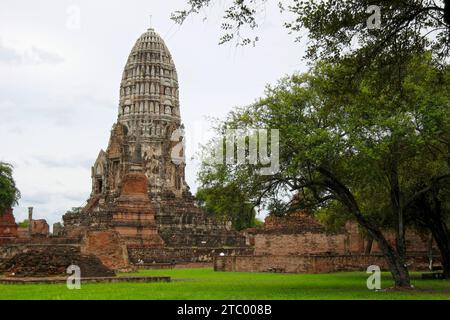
[0, 245, 115, 278]
[217, 211, 441, 273]
[61, 28, 246, 265]
[80, 230, 130, 271]
[242, 213, 350, 256]
[30, 220, 49, 237]
[0, 208, 18, 241]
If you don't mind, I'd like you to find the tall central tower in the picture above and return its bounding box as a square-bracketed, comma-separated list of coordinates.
[91, 28, 187, 200]
[118, 28, 180, 132]
[63, 27, 246, 254]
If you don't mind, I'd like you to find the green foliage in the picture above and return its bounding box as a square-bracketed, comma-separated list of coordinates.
[175, 0, 450, 284]
[17, 219, 29, 228]
[253, 218, 264, 228]
[196, 185, 257, 231]
[286, 0, 450, 61]
[197, 51, 450, 244]
[0, 162, 21, 215]
[64, 207, 83, 215]
[173, 1, 450, 60]
[315, 202, 352, 233]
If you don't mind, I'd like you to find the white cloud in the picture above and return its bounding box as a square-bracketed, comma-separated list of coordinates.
[0, 39, 64, 65]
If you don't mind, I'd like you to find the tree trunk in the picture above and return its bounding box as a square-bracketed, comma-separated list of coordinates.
[317, 166, 411, 288]
[389, 160, 406, 261]
[427, 216, 450, 278]
[427, 234, 434, 270]
[365, 237, 374, 255]
[425, 196, 450, 279]
[358, 219, 411, 287]
[445, 0, 450, 25]
[414, 188, 450, 278]
[430, 192, 450, 278]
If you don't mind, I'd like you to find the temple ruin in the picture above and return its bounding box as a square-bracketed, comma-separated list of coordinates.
[1, 28, 248, 276]
[216, 212, 441, 273]
[60, 27, 248, 263]
[0, 28, 441, 277]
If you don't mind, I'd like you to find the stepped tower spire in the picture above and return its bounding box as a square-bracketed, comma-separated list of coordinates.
[89, 28, 186, 199]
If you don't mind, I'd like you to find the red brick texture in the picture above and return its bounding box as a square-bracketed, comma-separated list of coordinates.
[31, 220, 49, 237]
[120, 172, 148, 195]
[214, 254, 439, 274]
[0, 208, 18, 239]
[81, 230, 130, 271]
[254, 233, 348, 256]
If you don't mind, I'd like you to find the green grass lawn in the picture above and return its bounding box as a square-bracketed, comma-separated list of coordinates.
[0, 268, 449, 300]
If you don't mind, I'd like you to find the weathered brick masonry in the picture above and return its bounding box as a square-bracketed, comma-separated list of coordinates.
[0, 209, 18, 240]
[219, 212, 441, 274]
[214, 254, 440, 273]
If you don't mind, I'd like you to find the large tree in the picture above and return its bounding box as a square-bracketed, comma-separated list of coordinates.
[178, 0, 450, 282]
[198, 53, 450, 287]
[0, 162, 20, 215]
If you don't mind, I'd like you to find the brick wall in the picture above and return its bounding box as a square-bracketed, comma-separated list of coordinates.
[31, 220, 49, 237]
[128, 246, 254, 264]
[249, 220, 436, 257]
[214, 254, 440, 274]
[0, 243, 81, 265]
[254, 233, 348, 256]
[371, 229, 433, 253]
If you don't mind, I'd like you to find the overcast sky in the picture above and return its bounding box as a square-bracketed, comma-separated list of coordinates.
[0, 0, 307, 226]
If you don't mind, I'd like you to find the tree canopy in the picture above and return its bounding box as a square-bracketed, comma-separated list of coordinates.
[173, 1, 450, 62]
[176, 0, 450, 286]
[0, 162, 21, 214]
[197, 52, 450, 286]
[196, 185, 257, 230]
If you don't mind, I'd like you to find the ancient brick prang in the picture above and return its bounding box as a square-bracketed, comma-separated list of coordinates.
[88, 28, 185, 200]
[60, 27, 247, 262]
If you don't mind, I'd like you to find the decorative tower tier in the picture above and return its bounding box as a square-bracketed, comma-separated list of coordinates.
[118, 28, 181, 133]
[91, 28, 187, 200]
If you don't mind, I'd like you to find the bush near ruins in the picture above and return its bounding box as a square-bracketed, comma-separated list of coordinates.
[17, 219, 29, 228]
[196, 185, 257, 231]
